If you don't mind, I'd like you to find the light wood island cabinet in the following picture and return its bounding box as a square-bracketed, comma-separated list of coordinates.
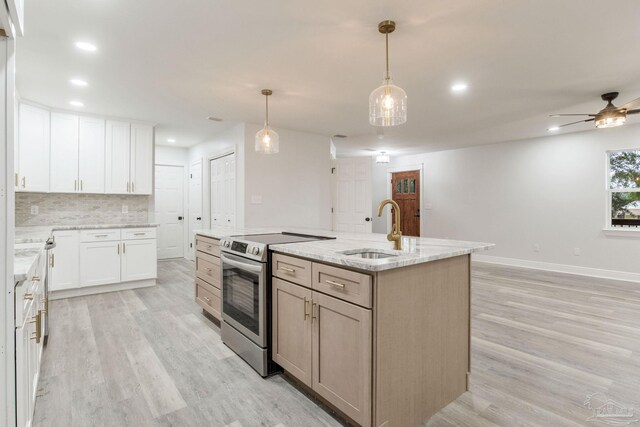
[195, 234, 222, 320]
[272, 252, 471, 427]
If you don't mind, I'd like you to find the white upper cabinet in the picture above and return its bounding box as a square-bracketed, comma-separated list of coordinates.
[78, 117, 106, 193]
[18, 104, 50, 192]
[49, 112, 79, 193]
[105, 120, 131, 194]
[130, 124, 153, 195]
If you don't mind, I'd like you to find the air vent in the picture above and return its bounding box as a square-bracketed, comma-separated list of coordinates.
[332, 134, 348, 138]
[207, 116, 223, 122]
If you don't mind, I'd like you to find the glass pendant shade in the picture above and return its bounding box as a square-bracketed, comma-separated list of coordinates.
[369, 76, 407, 127]
[255, 124, 279, 154]
[375, 152, 390, 163]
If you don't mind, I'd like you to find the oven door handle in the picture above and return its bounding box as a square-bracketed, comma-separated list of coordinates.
[220, 253, 264, 274]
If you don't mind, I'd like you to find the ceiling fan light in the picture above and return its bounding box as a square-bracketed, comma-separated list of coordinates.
[595, 111, 626, 128]
[375, 152, 390, 163]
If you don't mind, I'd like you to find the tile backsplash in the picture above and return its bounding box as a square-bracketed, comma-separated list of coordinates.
[16, 193, 150, 226]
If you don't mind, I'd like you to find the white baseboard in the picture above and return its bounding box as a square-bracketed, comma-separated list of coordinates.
[473, 254, 640, 283]
[50, 278, 156, 300]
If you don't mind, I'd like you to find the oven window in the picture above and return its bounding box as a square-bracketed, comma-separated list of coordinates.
[223, 266, 260, 335]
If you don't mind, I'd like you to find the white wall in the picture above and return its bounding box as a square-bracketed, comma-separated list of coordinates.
[373, 124, 640, 276]
[188, 124, 246, 228]
[243, 123, 332, 229]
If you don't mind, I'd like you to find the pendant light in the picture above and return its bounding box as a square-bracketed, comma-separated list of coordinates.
[369, 20, 407, 127]
[255, 89, 279, 154]
[376, 151, 390, 163]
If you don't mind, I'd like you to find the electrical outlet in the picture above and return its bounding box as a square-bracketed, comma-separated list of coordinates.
[574, 247, 581, 256]
[31, 206, 39, 215]
[122, 205, 128, 214]
[533, 244, 540, 253]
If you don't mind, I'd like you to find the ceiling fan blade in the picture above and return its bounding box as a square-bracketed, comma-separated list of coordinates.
[558, 118, 595, 128]
[621, 96, 640, 110]
[626, 109, 640, 115]
[550, 113, 596, 117]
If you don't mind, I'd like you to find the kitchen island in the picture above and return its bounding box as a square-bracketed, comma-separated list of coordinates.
[194, 227, 492, 427]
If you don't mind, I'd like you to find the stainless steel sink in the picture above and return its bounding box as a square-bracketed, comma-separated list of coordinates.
[341, 249, 399, 259]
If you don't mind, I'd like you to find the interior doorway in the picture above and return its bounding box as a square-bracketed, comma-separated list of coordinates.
[188, 159, 202, 261]
[391, 170, 420, 237]
[155, 165, 185, 259]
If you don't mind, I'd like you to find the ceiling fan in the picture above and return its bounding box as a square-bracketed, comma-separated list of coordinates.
[550, 92, 640, 129]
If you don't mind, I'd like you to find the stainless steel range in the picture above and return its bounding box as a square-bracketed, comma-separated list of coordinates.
[219, 232, 334, 376]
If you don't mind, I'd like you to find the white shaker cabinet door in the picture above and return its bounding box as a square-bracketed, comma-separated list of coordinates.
[79, 241, 121, 287]
[51, 230, 80, 291]
[130, 123, 154, 195]
[49, 112, 79, 193]
[121, 238, 157, 282]
[105, 120, 131, 194]
[78, 117, 106, 193]
[17, 104, 50, 192]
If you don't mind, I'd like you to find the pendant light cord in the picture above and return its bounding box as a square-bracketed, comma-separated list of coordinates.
[385, 32, 390, 81]
[265, 93, 269, 126]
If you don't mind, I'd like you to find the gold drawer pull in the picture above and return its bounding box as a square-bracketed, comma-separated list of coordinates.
[303, 297, 310, 320]
[204, 296, 211, 303]
[95, 234, 109, 238]
[279, 266, 296, 273]
[134, 232, 146, 236]
[32, 276, 41, 282]
[24, 293, 34, 300]
[311, 300, 317, 322]
[325, 279, 345, 289]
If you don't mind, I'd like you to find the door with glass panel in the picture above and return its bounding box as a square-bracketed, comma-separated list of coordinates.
[391, 170, 420, 237]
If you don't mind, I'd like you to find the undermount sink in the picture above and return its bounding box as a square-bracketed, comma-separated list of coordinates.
[341, 249, 400, 259]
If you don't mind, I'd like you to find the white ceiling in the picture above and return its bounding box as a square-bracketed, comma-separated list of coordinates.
[16, 0, 640, 155]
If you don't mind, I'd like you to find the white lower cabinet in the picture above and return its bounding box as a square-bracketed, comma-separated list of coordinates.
[51, 227, 157, 296]
[80, 240, 122, 287]
[50, 230, 79, 291]
[121, 238, 157, 281]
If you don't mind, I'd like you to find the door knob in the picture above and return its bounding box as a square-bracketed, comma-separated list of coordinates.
[178, 216, 183, 220]
[196, 217, 202, 221]
[365, 217, 371, 222]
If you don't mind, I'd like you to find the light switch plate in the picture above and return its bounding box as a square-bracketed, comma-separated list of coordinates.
[122, 205, 128, 214]
[251, 195, 262, 204]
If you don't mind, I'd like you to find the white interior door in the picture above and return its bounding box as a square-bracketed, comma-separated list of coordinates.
[155, 165, 184, 259]
[210, 153, 236, 228]
[332, 158, 372, 233]
[189, 160, 202, 261]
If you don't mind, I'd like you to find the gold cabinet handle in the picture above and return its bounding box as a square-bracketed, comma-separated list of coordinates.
[123, 242, 126, 253]
[29, 312, 41, 343]
[134, 232, 146, 236]
[303, 297, 310, 320]
[24, 293, 34, 300]
[74, 179, 77, 191]
[50, 253, 55, 268]
[32, 276, 40, 282]
[80, 179, 83, 191]
[204, 296, 211, 303]
[311, 300, 317, 322]
[43, 297, 48, 314]
[325, 279, 345, 289]
[15, 173, 18, 187]
[132, 182, 135, 193]
[117, 243, 120, 255]
[279, 266, 296, 273]
[95, 234, 109, 238]
[22, 176, 26, 188]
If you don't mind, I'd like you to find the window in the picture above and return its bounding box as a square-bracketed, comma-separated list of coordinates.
[608, 149, 640, 228]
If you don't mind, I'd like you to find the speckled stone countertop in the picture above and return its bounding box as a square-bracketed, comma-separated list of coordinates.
[15, 223, 159, 244]
[194, 226, 494, 272]
[14, 248, 42, 282]
[14, 223, 159, 281]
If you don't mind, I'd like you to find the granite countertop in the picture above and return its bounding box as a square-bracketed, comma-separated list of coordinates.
[14, 248, 42, 282]
[194, 226, 494, 272]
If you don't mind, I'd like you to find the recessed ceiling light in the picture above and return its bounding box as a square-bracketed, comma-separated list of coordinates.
[548, 126, 560, 132]
[69, 79, 88, 87]
[451, 82, 468, 93]
[75, 41, 97, 52]
[207, 116, 223, 122]
[167, 138, 176, 143]
[69, 100, 84, 107]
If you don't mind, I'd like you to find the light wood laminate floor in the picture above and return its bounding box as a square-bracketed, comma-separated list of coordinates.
[33, 259, 640, 427]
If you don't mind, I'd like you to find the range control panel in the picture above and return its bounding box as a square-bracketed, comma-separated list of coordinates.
[220, 238, 266, 262]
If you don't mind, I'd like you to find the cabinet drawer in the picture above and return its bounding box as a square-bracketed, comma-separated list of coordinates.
[273, 253, 312, 288]
[195, 235, 220, 257]
[196, 278, 221, 319]
[312, 263, 373, 308]
[79, 229, 121, 242]
[196, 252, 221, 287]
[122, 227, 156, 240]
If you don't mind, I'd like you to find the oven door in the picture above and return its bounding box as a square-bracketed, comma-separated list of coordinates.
[220, 251, 267, 347]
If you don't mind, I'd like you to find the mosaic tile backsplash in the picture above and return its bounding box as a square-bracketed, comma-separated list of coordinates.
[16, 193, 150, 226]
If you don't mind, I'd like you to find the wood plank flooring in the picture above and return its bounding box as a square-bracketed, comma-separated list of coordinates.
[33, 259, 640, 426]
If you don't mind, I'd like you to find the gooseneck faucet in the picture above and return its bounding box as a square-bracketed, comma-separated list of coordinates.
[377, 199, 402, 250]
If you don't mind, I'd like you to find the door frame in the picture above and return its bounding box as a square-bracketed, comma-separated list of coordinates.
[207, 149, 236, 229]
[154, 163, 186, 259]
[385, 163, 424, 236]
[189, 158, 203, 261]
